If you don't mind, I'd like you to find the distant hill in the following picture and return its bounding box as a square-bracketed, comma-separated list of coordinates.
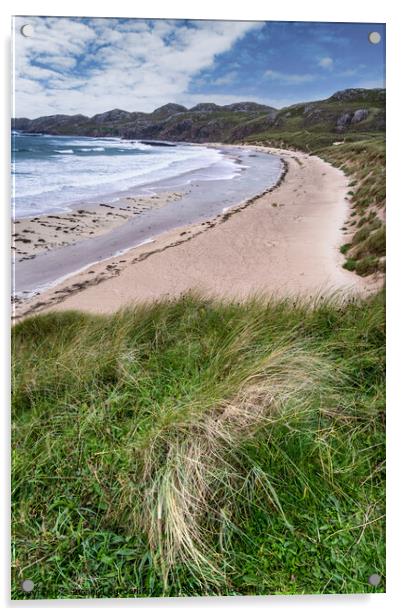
[12, 88, 385, 143]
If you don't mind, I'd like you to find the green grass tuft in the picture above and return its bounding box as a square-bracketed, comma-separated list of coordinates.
[12, 291, 385, 598]
[343, 259, 357, 272]
[340, 243, 352, 255]
[354, 256, 380, 276]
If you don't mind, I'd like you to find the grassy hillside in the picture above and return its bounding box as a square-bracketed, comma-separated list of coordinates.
[13, 88, 385, 143]
[12, 291, 385, 598]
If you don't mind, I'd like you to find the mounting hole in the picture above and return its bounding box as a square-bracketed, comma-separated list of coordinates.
[368, 573, 381, 586]
[21, 24, 34, 38]
[368, 32, 381, 45]
[21, 579, 34, 592]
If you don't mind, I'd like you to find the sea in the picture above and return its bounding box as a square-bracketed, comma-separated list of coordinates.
[11, 132, 243, 219]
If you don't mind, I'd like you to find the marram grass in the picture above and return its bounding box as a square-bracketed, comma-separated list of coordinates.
[11, 291, 385, 598]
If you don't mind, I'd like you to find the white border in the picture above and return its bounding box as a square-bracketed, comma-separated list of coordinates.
[1, 1, 401, 614]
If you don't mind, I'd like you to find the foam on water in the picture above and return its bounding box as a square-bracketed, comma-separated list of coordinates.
[12, 134, 240, 218]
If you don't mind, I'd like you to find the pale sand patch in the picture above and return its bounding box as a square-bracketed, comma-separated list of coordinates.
[12, 191, 183, 261]
[14, 146, 383, 318]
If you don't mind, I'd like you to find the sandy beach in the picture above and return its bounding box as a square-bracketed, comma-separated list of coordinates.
[12, 191, 184, 261]
[12, 145, 382, 319]
[13, 146, 282, 299]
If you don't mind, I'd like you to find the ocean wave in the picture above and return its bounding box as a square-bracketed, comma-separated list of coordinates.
[77, 147, 105, 152]
[13, 148, 34, 153]
[13, 135, 248, 217]
[128, 141, 153, 151]
[65, 138, 145, 149]
[14, 151, 229, 200]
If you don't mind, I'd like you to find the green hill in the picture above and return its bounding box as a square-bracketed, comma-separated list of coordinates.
[12, 88, 385, 143]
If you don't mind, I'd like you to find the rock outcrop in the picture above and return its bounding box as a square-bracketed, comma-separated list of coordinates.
[92, 109, 132, 124]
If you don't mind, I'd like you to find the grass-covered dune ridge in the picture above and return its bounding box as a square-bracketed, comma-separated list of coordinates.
[12, 291, 385, 598]
[323, 138, 385, 276]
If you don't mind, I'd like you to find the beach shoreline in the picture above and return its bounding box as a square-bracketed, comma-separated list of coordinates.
[12, 144, 382, 319]
[12, 190, 185, 262]
[12, 145, 283, 301]
[11, 138, 232, 263]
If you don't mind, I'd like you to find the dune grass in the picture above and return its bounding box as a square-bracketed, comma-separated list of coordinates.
[11, 291, 385, 599]
[318, 137, 385, 276]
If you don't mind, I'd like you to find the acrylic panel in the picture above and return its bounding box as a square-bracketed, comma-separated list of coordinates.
[11, 16, 386, 600]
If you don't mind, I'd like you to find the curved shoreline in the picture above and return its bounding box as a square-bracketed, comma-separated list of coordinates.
[13, 145, 381, 319]
[12, 137, 235, 220]
[13, 146, 282, 300]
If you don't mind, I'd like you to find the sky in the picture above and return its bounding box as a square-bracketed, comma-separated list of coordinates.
[13, 17, 386, 118]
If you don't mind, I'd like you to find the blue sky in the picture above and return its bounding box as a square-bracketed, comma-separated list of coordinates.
[13, 17, 385, 118]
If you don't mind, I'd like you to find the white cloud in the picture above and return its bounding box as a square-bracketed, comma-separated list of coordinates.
[318, 57, 333, 70]
[209, 71, 238, 86]
[263, 69, 314, 85]
[13, 17, 262, 117]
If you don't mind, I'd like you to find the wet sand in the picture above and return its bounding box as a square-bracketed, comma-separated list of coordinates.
[13, 145, 382, 320]
[12, 191, 183, 261]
